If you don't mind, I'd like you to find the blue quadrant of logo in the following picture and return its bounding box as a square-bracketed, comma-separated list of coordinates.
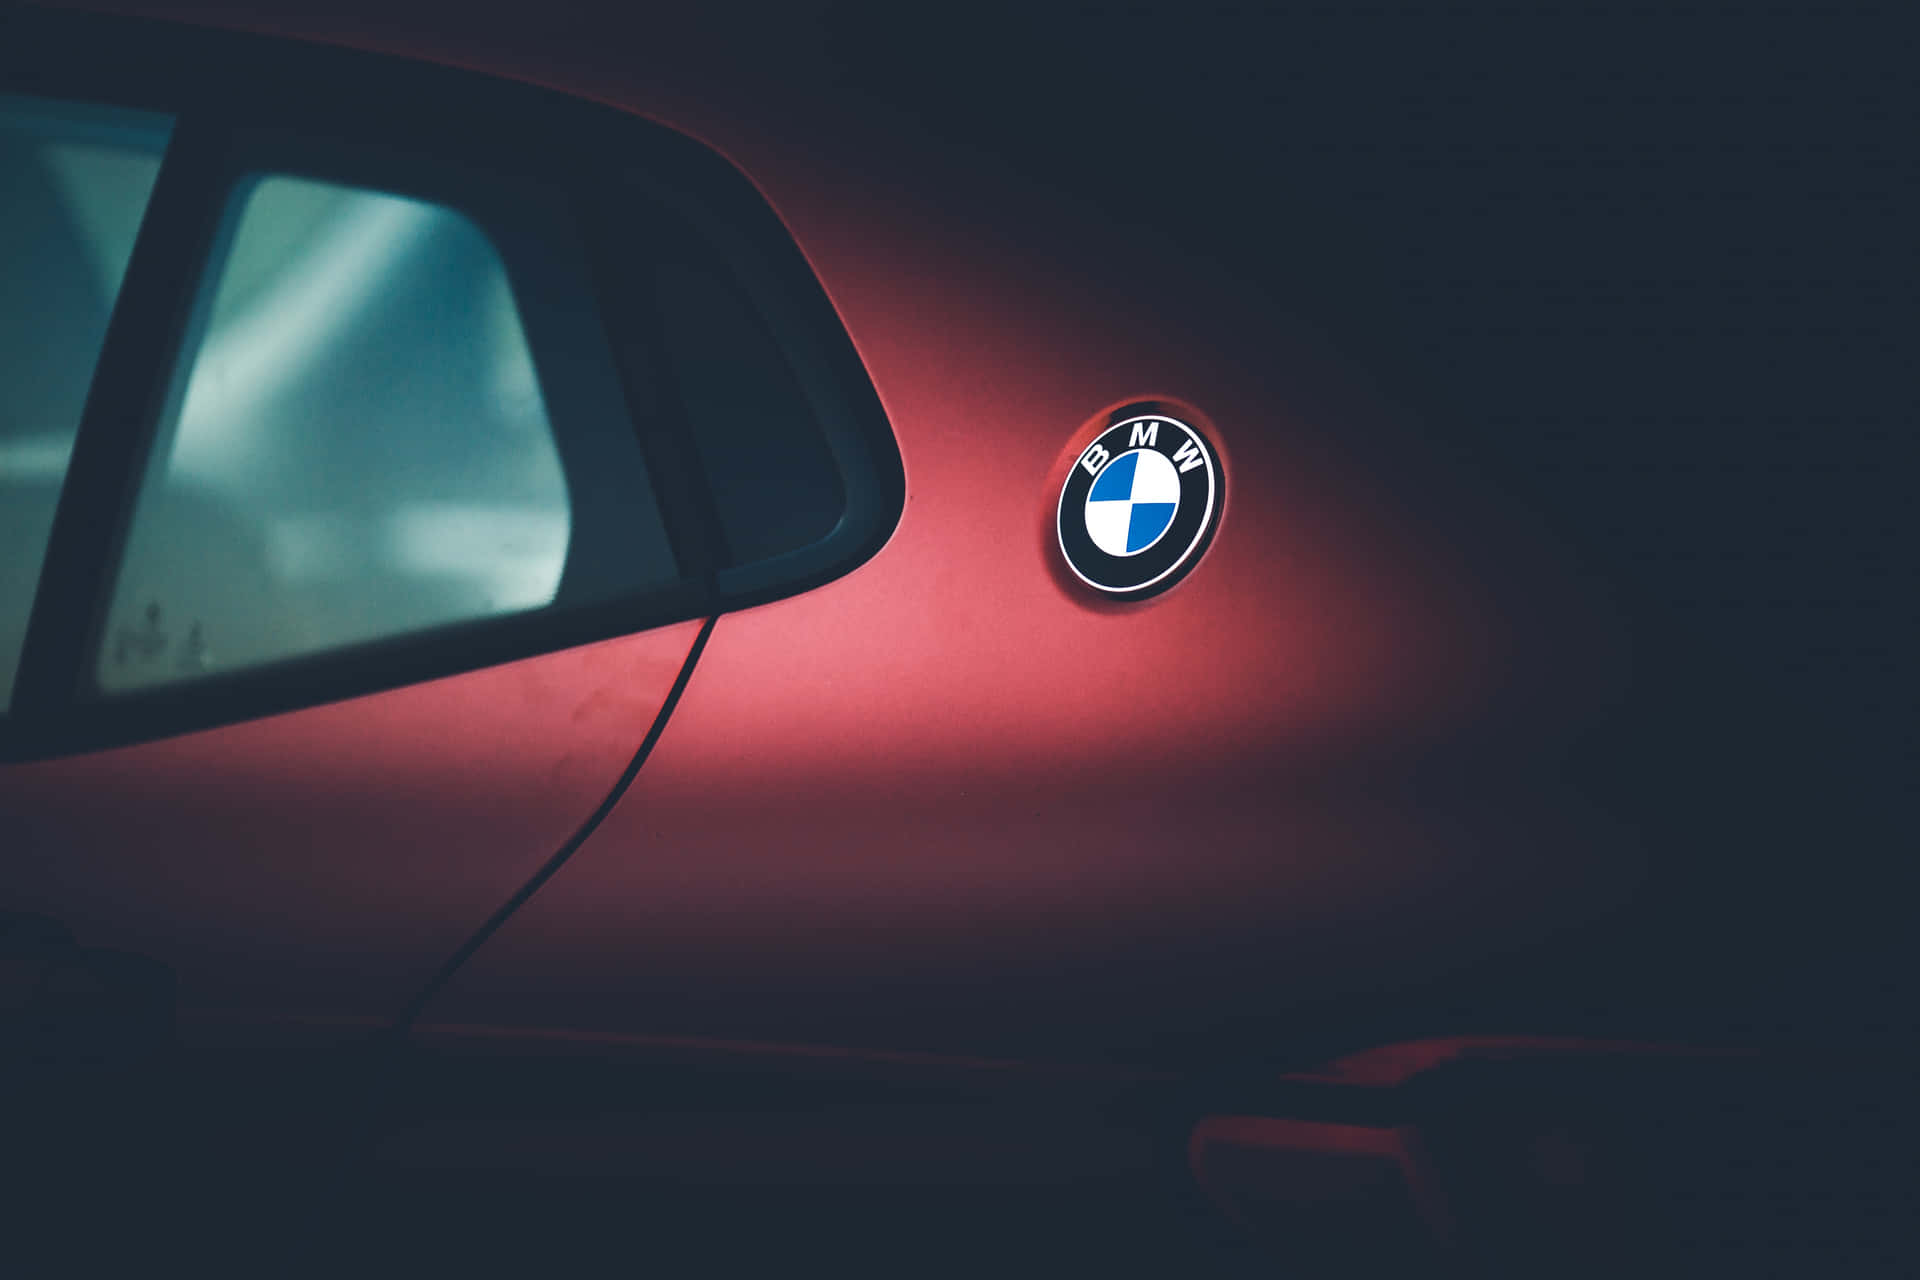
[1088, 451, 1137, 501]
[1126, 502, 1177, 552]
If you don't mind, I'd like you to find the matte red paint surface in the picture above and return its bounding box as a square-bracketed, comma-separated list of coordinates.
[0, 622, 703, 1037]
[20, 3, 1644, 1063]
[386, 18, 1637, 1062]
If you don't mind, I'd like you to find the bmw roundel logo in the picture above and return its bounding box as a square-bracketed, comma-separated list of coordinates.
[1057, 413, 1222, 599]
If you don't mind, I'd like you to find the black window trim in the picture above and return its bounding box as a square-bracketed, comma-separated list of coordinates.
[0, 6, 904, 763]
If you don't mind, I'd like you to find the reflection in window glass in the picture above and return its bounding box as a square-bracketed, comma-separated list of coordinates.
[99, 176, 577, 690]
[0, 94, 172, 710]
[657, 257, 846, 567]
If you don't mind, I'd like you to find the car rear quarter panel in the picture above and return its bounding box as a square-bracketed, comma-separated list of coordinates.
[35, 2, 1646, 1064]
[376, 19, 1646, 1064]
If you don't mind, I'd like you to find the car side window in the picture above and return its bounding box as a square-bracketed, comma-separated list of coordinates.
[0, 93, 172, 709]
[96, 169, 678, 692]
[1, 7, 903, 757]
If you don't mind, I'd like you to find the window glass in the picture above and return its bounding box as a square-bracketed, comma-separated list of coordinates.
[656, 256, 846, 567]
[99, 173, 675, 692]
[0, 94, 173, 710]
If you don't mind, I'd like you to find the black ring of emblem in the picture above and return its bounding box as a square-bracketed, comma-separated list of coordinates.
[1057, 414, 1222, 599]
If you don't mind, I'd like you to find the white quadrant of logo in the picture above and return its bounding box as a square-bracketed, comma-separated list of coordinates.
[1084, 448, 1182, 557]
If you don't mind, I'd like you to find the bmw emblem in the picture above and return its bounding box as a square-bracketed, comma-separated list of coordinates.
[1057, 413, 1223, 599]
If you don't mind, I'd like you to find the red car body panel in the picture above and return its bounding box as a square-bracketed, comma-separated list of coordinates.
[0, 621, 704, 1037]
[7, 1, 1634, 1065]
[393, 24, 1635, 1061]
